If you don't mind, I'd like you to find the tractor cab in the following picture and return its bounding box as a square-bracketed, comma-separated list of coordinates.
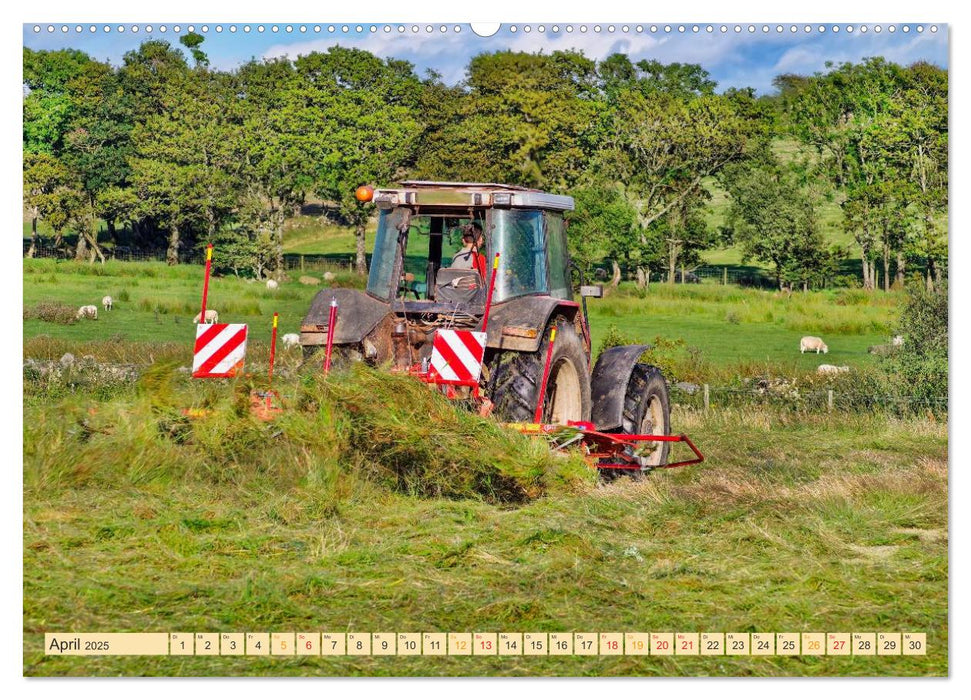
[364, 181, 574, 310]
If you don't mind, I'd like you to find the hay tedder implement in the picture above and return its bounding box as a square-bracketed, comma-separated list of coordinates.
[295, 182, 704, 477]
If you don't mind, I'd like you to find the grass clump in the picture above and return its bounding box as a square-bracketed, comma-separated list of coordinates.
[320, 364, 593, 502]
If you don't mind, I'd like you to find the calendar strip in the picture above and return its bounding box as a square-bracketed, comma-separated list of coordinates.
[43, 632, 927, 657]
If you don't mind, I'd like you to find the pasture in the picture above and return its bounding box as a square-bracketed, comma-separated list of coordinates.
[22, 258, 898, 376]
[22, 258, 946, 677]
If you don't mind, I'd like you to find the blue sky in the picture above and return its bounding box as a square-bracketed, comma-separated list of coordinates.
[23, 22, 948, 94]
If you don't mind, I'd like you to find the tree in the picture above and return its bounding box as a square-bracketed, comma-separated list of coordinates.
[130, 71, 244, 263]
[595, 62, 764, 250]
[291, 48, 424, 274]
[23, 153, 79, 256]
[23, 48, 93, 156]
[884, 284, 947, 406]
[415, 51, 599, 190]
[724, 158, 825, 290]
[565, 185, 645, 284]
[779, 58, 947, 291]
[179, 32, 209, 69]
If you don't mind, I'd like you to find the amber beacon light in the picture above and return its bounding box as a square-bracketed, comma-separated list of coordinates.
[355, 185, 374, 202]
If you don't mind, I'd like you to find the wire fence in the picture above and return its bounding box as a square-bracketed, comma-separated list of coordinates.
[669, 382, 948, 415]
[24, 244, 359, 272]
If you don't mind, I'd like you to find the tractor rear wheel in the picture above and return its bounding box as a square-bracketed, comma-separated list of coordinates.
[487, 317, 591, 424]
[621, 364, 671, 472]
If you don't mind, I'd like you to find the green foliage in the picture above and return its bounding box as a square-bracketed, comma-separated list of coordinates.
[723, 155, 826, 288]
[884, 284, 948, 404]
[21, 43, 946, 294]
[565, 185, 642, 275]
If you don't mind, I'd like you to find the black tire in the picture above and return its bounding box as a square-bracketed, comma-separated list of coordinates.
[600, 364, 671, 481]
[624, 364, 672, 471]
[487, 317, 591, 424]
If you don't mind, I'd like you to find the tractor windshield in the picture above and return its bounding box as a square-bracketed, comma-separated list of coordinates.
[366, 208, 481, 301]
[492, 209, 549, 302]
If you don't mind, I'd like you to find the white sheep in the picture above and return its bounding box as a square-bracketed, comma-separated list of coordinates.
[266, 279, 279, 290]
[817, 364, 850, 375]
[193, 309, 219, 324]
[800, 336, 828, 354]
[281, 333, 301, 349]
[892, 335, 904, 347]
[76, 305, 98, 320]
[102, 295, 113, 311]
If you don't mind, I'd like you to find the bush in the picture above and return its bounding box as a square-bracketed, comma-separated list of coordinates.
[23, 301, 78, 325]
[832, 274, 861, 289]
[883, 284, 948, 409]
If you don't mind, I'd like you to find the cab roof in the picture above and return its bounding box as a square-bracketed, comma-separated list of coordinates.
[374, 181, 575, 212]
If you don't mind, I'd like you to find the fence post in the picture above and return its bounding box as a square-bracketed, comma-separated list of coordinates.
[723, 267, 728, 286]
[300, 254, 305, 272]
[827, 389, 834, 412]
[703, 384, 710, 412]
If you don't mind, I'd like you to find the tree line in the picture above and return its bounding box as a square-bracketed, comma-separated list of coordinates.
[23, 36, 947, 291]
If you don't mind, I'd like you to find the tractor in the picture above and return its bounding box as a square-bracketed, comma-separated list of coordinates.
[300, 181, 701, 475]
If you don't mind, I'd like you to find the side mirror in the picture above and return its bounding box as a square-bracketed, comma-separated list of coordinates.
[580, 285, 603, 299]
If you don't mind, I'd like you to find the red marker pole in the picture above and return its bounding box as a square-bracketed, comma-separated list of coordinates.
[534, 326, 557, 423]
[199, 243, 213, 322]
[481, 253, 500, 334]
[323, 297, 338, 374]
[266, 312, 279, 410]
[268, 313, 279, 386]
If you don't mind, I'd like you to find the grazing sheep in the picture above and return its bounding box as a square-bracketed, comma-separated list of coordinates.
[281, 333, 301, 349]
[298, 275, 321, 286]
[817, 364, 850, 375]
[266, 279, 279, 290]
[892, 334, 904, 347]
[102, 295, 113, 311]
[323, 271, 335, 282]
[76, 305, 98, 320]
[800, 336, 828, 354]
[193, 309, 219, 324]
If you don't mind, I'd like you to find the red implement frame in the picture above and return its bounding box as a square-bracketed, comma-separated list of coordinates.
[510, 422, 704, 471]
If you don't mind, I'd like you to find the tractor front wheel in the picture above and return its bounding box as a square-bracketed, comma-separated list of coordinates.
[622, 364, 671, 470]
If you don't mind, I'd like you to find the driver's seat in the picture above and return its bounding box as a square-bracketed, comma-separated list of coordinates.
[434, 267, 485, 308]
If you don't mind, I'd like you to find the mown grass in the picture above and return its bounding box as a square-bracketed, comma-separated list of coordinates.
[22, 364, 947, 676]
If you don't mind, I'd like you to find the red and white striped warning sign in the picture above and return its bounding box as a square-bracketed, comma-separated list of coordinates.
[430, 329, 487, 383]
[192, 323, 248, 378]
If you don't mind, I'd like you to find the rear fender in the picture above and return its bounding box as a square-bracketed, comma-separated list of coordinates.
[590, 344, 652, 431]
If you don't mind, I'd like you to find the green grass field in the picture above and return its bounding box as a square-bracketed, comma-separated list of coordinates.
[22, 259, 946, 677]
[22, 259, 897, 376]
